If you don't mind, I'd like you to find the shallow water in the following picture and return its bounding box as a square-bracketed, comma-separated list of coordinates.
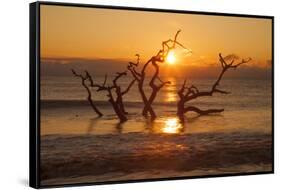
[41, 76, 272, 135]
[40, 104, 272, 136]
[40, 76, 272, 185]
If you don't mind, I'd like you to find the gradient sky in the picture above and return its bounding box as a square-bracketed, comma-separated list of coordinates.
[40, 5, 272, 71]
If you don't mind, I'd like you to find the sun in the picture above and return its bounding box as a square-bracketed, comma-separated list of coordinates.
[166, 50, 176, 64]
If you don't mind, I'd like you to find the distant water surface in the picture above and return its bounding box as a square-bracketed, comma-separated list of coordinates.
[40, 76, 272, 135]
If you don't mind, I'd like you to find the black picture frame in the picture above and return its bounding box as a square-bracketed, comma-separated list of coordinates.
[30, 1, 274, 188]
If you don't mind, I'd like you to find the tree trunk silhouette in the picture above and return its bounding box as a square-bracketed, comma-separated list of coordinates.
[119, 79, 135, 114]
[71, 69, 103, 117]
[72, 69, 135, 122]
[92, 72, 135, 122]
[127, 55, 155, 118]
[106, 87, 128, 122]
[142, 59, 171, 119]
[112, 72, 136, 115]
[127, 30, 189, 119]
[177, 53, 251, 119]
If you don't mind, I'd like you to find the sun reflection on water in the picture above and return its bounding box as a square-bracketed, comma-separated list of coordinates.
[165, 77, 177, 102]
[166, 92, 176, 102]
[162, 118, 183, 134]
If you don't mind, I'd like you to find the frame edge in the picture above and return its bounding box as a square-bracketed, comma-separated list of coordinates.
[29, 1, 40, 189]
[33, 1, 275, 188]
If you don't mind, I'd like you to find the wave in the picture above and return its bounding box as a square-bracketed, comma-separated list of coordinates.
[41, 99, 269, 110]
[41, 99, 176, 108]
[40, 131, 272, 184]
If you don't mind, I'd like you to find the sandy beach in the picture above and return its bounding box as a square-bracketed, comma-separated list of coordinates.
[41, 131, 272, 186]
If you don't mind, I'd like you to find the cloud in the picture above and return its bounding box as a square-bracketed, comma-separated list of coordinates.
[41, 57, 128, 77]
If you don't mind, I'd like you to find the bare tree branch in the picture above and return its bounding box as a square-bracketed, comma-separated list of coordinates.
[177, 53, 251, 118]
[121, 79, 136, 95]
[127, 54, 155, 118]
[184, 106, 224, 115]
[71, 69, 103, 117]
[88, 74, 128, 122]
[127, 30, 187, 119]
[112, 71, 135, 115]
[142, 59, 171, 119]
[113, 72, 127, 85]
[102, 74, 108, 87]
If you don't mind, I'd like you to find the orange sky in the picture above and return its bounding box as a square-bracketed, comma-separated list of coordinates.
[40, 5, 272, 69]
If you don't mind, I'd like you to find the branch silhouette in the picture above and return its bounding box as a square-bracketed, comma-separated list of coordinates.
[90, 71, 135, 122]
[113, 71, 136, 115]
[72, 30, 247, 124]
[127, 30, 189, 120]
[71, 69, 103, 117]
[177, 54, 251, 120]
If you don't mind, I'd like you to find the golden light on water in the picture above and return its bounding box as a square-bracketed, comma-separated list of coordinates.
[166, 92, 176, 102]
[166, 50, 176, 64]
[162, 118, 183, 134]
[165, 77, 177, 102]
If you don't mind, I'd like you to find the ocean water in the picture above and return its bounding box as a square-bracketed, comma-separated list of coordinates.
[41, 76, 272, 104]
[40, 76, 272, 184]
[40, 76, 272, 135]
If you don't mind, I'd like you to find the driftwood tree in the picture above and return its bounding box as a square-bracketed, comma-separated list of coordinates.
[71, 69, 103, 117]
[112, 72, 136, 115]
[89, 71, 135, 122]
[127, 30, 189, 119]
[177, 53, 251, 120]
[127, 54, 156, 117]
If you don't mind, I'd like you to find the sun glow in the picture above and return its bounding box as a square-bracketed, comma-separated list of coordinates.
[166, 51, 176, 64]
[162, 118, 182, 134]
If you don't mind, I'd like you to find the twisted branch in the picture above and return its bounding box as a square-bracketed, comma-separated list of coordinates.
[71, 69, 103, 117]
[177, 53, 251, 117]
[128, 30, 187, 119]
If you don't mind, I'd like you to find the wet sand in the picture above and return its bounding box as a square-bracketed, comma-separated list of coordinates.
[41, 132, 272, 186]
